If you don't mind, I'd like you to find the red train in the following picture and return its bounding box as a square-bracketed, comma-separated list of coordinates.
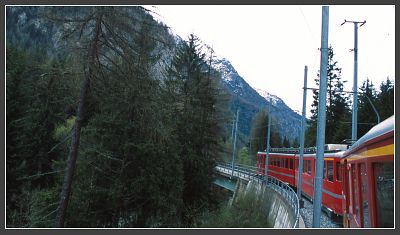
[256, 115, 394, 228]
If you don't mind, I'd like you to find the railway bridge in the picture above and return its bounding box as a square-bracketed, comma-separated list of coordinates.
[214, 162, 305, 228]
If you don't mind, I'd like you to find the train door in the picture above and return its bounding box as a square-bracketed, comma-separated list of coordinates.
[373, 162, 394, 227]
[342, 160, 350, 227]
[360, 163, 369, 227]
[350, 163, 362, 227]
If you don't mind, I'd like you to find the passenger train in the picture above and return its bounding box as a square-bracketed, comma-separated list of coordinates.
[256, 115, 394, 228]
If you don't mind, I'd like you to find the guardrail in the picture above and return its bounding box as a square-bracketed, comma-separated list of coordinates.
[216, 162, 300, 228]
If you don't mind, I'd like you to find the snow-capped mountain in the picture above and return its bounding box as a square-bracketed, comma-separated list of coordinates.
[253, 88, 281, 107]
[212, 57, 302, 142]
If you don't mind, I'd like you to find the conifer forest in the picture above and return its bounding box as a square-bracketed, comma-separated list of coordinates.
[6, 6, 394, 228]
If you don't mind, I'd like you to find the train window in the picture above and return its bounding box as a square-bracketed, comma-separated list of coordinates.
[307, 160, 312, 175]
[303, 160, 307, 173]
[289, 159, 293, 170]
[281, 158, 284, 168]
[323, 161, 326, 179]
[277, 158, 280, 167]
[374, 163, 394, 227]
[360, 163, 369, 227]
[285, 158, 288, 168]
[336, 162, 341, 181]
[327, 161, 334, 182]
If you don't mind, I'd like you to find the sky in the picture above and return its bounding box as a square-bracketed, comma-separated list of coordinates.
[146, 5, 395, 118]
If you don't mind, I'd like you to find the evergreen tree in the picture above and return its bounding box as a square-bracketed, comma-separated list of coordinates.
[291, 137, 299, 148]
[249, 110, 282, 154]
[377, 77, 394, 121]
[357, 79, 379, 138]
[282, 136, 290, 148]
[165, 34, 225, 225]
[6, 44, 78, 227]
[305, 46, 351, 146]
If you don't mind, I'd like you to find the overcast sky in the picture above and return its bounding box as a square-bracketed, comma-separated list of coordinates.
[147, 5, 395, 117]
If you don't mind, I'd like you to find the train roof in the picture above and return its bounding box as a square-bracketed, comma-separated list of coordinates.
[346, 115, 394, 154]
[257, 150, 345, 158]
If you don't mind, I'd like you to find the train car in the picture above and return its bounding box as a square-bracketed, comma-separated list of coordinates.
[256, 149, 297, 185]
[268, 152, 296, 185]
[341, 115, 394, 228]
[294, 150, 345, 216]
[257, 144, 347, 216]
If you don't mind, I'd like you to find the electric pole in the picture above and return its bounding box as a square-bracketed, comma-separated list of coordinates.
[231, 109, 239, 177]
[297, 65, 308, 208]
[341, 19, 366, 142]
[264, 98, 272, 182]
[312, 6, 329, 228]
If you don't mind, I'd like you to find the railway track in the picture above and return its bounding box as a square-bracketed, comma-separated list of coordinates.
[299, 196, 341, 228]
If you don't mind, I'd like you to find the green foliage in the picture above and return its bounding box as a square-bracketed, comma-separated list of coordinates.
[357, 77, 394, 137]
[305, 46, 351, 146]
[377, 78, 394, 121]
[165, 34, 227, 225]
[237, 147, 251, 165]
[28, 188, 59, 227]
[6, 6, 237, 228]
[6, 44, 78, 227]
[197, 189, 271, 228]
[357, 79, 378, 138]
[282, 136, 290, 148]
[249, 110, 282, 156]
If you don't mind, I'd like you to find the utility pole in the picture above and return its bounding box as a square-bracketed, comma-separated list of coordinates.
[297, 65, 308, 208]
[341, 19, 366, 142]
[264, 98, 272, 182]
[231, 118, 235, 143]
[231, 109, 239, 177]
[312, 6, 329, 228]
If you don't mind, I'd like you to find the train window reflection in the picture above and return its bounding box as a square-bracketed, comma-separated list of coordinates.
[374, 163, 394, 227]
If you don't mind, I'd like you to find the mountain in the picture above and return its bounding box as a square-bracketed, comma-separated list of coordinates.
[6, 6, 302, 145]
[212, 57, 302, 143]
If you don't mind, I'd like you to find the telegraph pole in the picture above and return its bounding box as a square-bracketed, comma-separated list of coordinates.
[312, 6, 329, 228]
[297, 65, 308, 208]
[341, 19, 366, 142]
[264, 98, 272, 182]
[231, 118, 235, 143]
[231, 109, 239, 177]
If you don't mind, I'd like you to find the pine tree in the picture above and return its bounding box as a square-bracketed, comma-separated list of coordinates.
[282, 136, 290, 148]
[305, 46, 351, 146]
[249, 110, 282, 154]
[165, 34, 225, 225]
[377, 77, 394, 121]
[357, 79, 379, 137]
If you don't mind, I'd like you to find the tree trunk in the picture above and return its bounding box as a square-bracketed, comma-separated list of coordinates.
[54, 12, 102, 227]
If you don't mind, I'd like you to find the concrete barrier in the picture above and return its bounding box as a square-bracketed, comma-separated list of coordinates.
[233, 179, 297, 228]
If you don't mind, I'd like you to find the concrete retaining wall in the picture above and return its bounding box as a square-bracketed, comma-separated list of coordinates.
[233, 179, 296, 228]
